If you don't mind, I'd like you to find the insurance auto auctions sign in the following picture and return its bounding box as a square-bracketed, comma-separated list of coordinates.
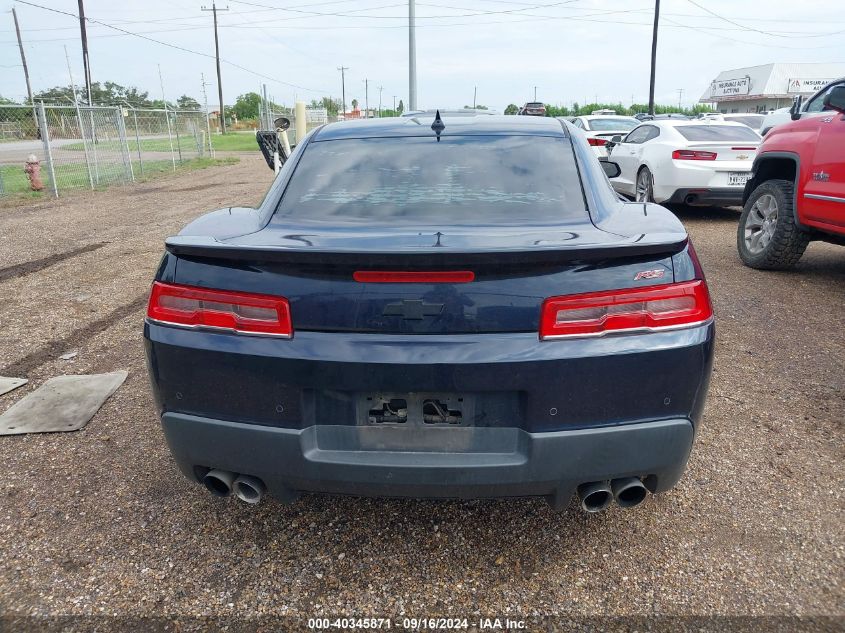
[710, 77, 751, 98]
[787, 78, 834, 93]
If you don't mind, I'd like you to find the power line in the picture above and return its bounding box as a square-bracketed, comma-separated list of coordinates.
[230, 0, 582, 20]
[684, 0, 845, 38]
[11, 0, 330, 93]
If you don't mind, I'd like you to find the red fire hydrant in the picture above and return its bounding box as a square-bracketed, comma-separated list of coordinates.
[24, 154, 44, 192]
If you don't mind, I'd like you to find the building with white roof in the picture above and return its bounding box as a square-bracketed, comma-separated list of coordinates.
[699, 63, 845, 113]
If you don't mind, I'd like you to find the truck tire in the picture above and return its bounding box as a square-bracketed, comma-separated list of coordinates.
[737, 179, 809, 270]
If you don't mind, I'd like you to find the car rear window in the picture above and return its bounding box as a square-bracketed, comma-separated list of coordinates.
[589, 118, 639, 131]
[676, 125, 761, 141]
[273, 136, 587, 225]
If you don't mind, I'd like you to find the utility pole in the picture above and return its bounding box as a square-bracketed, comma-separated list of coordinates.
[77, 0, 93, 105]
[337, 66, 349, 118]
[393, 95, 397, 115]
[363, 78, 369, 119]
[377, 85, 383, 117]
[676, 88, 684, 111]
[12, 7, 38, 136]
[12, 8, 34, 108]
[648, 0, 660, 116]
[201, 73, 214, 156]
[534, 86, 537, 101]
[473, 86, 477, 109]
[202, 2, 229, 134]
[408, 0, 417, 110]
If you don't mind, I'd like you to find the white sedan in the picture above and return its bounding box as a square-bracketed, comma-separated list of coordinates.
[605, 120, 761, 206]
[569, 115, 640, 157]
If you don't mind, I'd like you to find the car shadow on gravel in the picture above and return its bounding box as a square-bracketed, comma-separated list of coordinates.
[665, 204, 741, 223]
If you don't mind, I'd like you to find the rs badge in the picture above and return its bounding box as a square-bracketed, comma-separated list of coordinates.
[634, 269, 666, 281]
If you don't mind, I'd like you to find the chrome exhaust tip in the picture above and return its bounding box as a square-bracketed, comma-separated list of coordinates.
[202, 469, 236, 497]
[577, 481, 613, 513]
[233, 475, 266, 505]
[611, 477, 648, 508]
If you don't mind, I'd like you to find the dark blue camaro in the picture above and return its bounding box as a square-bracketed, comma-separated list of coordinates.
[144, 114, 714, 512]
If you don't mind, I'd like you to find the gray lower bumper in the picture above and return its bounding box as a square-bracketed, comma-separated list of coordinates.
[162, 414, 695, 508]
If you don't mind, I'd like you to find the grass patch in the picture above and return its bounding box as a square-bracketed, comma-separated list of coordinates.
[0, 156, 239, 197]
[60, 131, 259, 153]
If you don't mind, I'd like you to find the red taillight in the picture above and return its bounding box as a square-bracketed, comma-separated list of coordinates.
[146, 282, 292, 338]
[672, 149, 717, 161]
[353, 271, 475, 283]
[587, 137, 608, 147]
[539, 280, 712, 340]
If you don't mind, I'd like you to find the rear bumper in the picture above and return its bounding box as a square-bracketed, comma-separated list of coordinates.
[162, 413, 695, 508]
[664, 187, 745, 207]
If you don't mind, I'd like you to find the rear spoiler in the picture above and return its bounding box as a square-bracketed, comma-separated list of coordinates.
[164, 234, 689, 267]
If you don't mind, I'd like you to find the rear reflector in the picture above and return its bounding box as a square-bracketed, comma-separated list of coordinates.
[587, 137, 608, 146]
[672, 149, 717, 161]
[353, 271, 475, 283]
[540, 280, 712, 339]
[147, 282, 292, 337]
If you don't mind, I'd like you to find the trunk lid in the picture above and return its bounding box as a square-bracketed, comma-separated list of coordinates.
[684, 141, 759, 162]
[167, 222, 685, 335]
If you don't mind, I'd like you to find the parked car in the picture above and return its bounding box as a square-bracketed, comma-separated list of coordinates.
[606, 120, 761, 206]
[737, 85, 845, 269]
[699, 113, 765, 133]
[569, 115, 640, 157]
[760, 77, 845, 135]
[144, 114, 714, 513]
[519, 102, 546, 116]
[634, 113, 654, 121]
[652, 113, 692, 120]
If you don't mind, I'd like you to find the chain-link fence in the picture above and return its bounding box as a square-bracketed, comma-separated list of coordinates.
[0, 103, 214, 198]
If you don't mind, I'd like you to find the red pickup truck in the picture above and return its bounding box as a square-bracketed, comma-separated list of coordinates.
[737, 83, 845, 269]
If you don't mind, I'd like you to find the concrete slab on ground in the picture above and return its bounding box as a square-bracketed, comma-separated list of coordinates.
[0, 371, 127, 436]
[0, 377, 27, 397]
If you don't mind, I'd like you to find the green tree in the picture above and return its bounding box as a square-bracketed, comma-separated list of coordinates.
[231, 92, 262, 120]
[176, 95, 201, 110]
[34, 81, 152, 106]
[351, 98, 359, 110]
[504, 103, 519, 115]
[464, 104, 488, 110]
[309, 97, 341, 116]
[397, 99, 404, 114]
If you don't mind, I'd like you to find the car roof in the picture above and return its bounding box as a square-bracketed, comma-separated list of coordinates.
[644, 119, 754, 128]
[313, 114, 568, 140]
[579, 114, 639, 120]
[400, 108, 497, 117]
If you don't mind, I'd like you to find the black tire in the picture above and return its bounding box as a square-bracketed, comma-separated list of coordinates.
[635, 167, 654, 203]
[737, 179, 809, 270]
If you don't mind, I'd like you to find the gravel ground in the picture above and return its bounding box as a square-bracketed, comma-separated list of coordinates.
[0, 158, 842, 629]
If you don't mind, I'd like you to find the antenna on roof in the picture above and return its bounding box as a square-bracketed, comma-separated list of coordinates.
[431, 109, 445, 141]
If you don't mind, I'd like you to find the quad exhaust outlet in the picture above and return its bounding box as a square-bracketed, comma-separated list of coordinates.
[611, 477, 648, 508]
[233, 475, 266, 504]
[578, 477, 649, 512]
[202, 469, 266, 504]
[577, 481, 613, 513]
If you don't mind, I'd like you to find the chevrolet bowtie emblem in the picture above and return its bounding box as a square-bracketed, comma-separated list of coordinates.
[383, 300, 444, 320]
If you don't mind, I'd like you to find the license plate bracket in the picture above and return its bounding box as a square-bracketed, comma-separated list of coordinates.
[358, 393, 475, 426]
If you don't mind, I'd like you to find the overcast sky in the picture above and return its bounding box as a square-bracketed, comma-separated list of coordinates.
[2, 0, 844, 112]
